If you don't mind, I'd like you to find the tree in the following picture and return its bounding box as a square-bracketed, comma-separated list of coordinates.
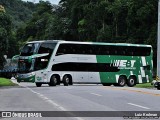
[0, 6, 12, 68]
[16, 1, 58, 41]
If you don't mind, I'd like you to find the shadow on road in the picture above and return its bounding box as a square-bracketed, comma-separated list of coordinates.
[0, 85, 23, 89]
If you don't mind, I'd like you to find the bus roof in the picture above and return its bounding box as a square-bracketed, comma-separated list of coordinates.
[59, 41, 152, 47]
[27, 40, 64, 44]
[27, 40, 152, 47]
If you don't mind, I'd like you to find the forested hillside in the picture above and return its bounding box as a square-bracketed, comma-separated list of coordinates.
[0, 0, 158, 68]
[0, 0, 35, 29]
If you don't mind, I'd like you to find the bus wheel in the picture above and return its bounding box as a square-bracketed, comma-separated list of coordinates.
[57, 80, 61, 85]
[49, 75, 57, 86]
[63, 75, 70, 86]
[36, 83, 42, 87]
[56, 77, 61, 85]
[157, 87, 160, 90]
[127, 76, 136, 87]
[118, 76, 126, 87]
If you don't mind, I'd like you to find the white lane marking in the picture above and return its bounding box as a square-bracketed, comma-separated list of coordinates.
[21, 85, 84, 120]
[10, 81, 68, 110]
[128, 103, 150, 110]
[90, 93, 102, 97]
[46, 99, 66, 111]
[25, 87, 67, 111]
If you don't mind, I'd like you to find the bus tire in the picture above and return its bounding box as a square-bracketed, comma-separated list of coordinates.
[118, 76, 126, 87]
[36, 83, 42, 87]
[157, 87, 160, 90]
[63, 75, 70, 86]
[56, 77, 61, 85]
[49, 75, 57, 86]
[102, 83, 112, 86]
[69, 77, 73, 85]
[57, 81, 61, 85]
[127, 76, 136, 87]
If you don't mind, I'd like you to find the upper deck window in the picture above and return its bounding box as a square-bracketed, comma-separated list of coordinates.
[38, 43, 56, 55]
[56, 43, 151, 56]
[34, 43, 57, 70]
[20, 43, 39, 56]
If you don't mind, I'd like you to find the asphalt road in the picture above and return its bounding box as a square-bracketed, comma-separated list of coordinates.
[0, 79, 160, 120]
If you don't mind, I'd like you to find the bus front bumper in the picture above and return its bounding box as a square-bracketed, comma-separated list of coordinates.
[17, 73, 35, 83]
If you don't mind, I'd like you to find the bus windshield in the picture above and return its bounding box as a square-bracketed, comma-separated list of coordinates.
[18, 59, 33, 73]
[18, 42, 57, 73]
[20, 43, 39, 56]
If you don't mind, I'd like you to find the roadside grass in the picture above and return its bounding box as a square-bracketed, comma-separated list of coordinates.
[0, 78, 17, 86]
[135, 83, 154, 88]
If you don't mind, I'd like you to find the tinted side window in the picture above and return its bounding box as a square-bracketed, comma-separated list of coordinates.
[20, 43, 39, 56]
[56, 44, 90, 55]
[56, 44, 71, 55]
[38, 43, 56, 55]
[126, 46, 151, 56]
[116, 46, 126, 55]
[56, 44, 151, 56]
[52, 62, 119, 72]
[34, 43, 56, 71]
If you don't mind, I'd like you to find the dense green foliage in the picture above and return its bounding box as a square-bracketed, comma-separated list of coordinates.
[0, 0, 35, 68]
[0, 0, 158, 68]
[0, 5, 11, 68]
[0, 0, 36, 29]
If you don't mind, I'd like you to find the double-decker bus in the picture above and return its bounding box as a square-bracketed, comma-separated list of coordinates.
[17, 40, 153, 87]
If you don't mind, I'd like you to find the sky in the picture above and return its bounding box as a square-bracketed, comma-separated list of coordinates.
[21, 0, 60, 5]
